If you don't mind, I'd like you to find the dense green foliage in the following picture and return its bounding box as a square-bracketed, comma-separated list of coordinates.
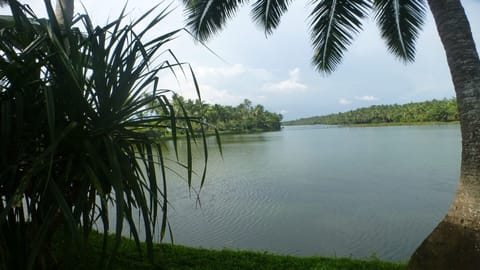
[55, 233, 406, 270]
[0, 1, 206, 269]
[147, 96, 283, 133]
[284, 98, 458, 126]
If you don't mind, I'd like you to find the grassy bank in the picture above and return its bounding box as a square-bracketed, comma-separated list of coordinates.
[61, 234, 406, 270]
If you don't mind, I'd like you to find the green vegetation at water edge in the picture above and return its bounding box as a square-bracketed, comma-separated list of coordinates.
[284, 98, 458, 126]
[144, 96, 283, 134]
[0, 2, 209, 269]
[56, 234, 406, 270]
[343, 121, 459, 127]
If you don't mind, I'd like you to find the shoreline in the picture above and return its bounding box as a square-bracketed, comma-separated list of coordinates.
[283, 121, 460, 128]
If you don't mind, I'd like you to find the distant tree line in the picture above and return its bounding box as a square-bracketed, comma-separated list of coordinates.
[284, 98, 458, 126]
[146, 96, 283, 133]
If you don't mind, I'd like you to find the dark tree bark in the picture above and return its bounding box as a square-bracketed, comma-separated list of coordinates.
[408, 0, 480, 269]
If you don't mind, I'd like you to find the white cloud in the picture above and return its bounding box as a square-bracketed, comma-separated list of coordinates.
[355, 95, 379, 101]
[336, 95, 378, 106]
[194, 64, 247, 78]
[280, 109, 288, 115]
[156, 63, 275, 106]
[339, 98, 352, 105]
[192, 64, 272, 81]
[262, 67, 308, 93]
[177, 82, 246, 105]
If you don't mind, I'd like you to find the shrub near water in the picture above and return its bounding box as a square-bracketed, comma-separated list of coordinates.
[0, 1, 209, 269]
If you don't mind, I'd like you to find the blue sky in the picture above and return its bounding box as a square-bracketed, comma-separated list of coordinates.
[2, 0, 479, 120]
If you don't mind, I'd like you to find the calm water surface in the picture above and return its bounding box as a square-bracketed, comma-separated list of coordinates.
[163, 125, 460, 261]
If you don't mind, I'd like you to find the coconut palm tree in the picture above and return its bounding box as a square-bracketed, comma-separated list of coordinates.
[181, 0, 480, 269]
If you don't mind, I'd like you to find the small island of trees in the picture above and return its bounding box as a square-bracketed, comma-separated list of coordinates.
[146, 96, 283, 134]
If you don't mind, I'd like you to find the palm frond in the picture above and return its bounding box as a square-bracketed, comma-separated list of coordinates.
[251, 0, 293, 35]
[309, 0, 372, 73]
[373, 0, 426, 62]
[182, 0, 247, 41]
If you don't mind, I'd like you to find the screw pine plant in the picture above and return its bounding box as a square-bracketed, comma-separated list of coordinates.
[0, 1, 210, 269]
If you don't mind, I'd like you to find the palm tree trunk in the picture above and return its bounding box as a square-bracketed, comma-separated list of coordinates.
[55, 0, 74, 27]
[408, 0, 480, 269]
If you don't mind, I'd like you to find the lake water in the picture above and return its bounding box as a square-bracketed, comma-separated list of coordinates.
[163, 124, 461, 261]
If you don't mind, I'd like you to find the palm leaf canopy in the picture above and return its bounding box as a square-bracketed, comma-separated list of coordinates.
[309, 0, 372, 73]
[182, 0, 247, 40]
[182, 0, 427, 73]
[251, 0, 293, 35]
[373, 0, 426, 62]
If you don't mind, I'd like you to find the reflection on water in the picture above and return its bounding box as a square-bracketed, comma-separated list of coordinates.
[157, 125, 460, 261]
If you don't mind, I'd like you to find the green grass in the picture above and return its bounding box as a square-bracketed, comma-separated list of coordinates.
[59, 234, 406, 270]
